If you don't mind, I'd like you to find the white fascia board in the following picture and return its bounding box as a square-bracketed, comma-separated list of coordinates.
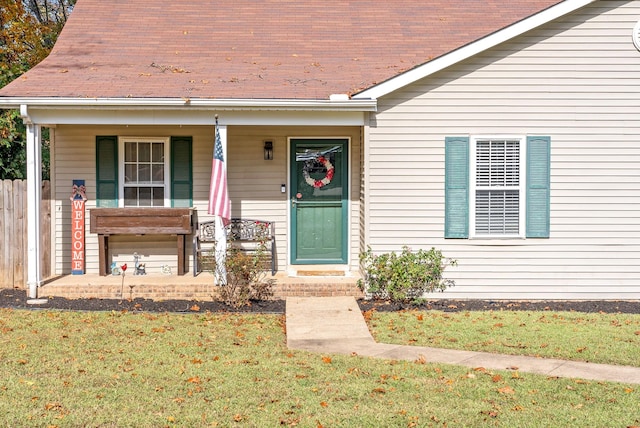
[19, 106, 369, 126]
[9, 97, 376, 126]
[353, 0, 597, 100]
[0, 97, 377, 111]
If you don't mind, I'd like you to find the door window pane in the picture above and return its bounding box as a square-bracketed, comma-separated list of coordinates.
[295, 144, 342, 201]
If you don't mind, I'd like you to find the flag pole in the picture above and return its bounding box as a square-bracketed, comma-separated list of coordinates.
[208, 114, 230, 285]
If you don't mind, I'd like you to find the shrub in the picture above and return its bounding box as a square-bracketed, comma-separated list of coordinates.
[357, 246, 456, 302]
[202, 224, 275, 307]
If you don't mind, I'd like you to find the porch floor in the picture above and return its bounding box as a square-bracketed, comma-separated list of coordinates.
[37, 271, 363, 301]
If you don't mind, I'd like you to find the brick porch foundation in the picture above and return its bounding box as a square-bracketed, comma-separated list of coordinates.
[35, 273, 362, 301]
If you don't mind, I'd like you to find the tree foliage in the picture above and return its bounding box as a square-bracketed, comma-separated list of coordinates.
[0, 0, 75, 179]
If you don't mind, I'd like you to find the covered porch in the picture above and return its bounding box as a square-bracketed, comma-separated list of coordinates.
[18, 99, 375, 299]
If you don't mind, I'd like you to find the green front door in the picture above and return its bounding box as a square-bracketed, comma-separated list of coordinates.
[290, 139, 348, 264]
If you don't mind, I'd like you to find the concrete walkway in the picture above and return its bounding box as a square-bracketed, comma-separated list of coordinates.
[286, 296, 640, 385]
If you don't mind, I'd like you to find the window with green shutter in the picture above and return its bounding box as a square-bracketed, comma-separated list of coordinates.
[472, 138, 522, 236]
[96, 135, 192, 208]
[122, 138, 168, 207]
[445, 135, 550, 239]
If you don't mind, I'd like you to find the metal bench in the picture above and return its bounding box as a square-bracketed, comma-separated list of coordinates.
[193, 218, 276, 276]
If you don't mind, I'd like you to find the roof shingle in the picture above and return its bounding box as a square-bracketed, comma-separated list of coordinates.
[0, 0, 563, 100]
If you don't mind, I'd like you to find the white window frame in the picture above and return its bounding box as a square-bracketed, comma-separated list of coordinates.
[118, 136, 171, 207]
[469, 136, 526, 238]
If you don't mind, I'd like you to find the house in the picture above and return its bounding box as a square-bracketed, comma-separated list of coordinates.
[1, 0, 640, 300]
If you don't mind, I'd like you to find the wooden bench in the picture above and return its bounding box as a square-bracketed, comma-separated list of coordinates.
[193, 218, 276, 276]
[90, 208, 193, 276]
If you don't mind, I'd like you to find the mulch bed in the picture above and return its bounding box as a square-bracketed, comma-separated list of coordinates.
[1, 288, 638, 314]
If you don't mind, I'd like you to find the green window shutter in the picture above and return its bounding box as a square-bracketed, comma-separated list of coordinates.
[170, 136, 193, 208]
[95, 136, 118, 207]
[526, 136, 550, 238]
[445, 136, 469, 238]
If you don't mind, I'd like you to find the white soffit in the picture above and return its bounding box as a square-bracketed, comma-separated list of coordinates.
[353, 0, 597, 100]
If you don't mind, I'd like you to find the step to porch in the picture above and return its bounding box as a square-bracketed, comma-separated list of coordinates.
[36, 272, 363, 301]
[294, 270, 345, 277]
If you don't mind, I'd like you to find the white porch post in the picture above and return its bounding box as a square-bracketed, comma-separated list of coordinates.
[215, 124, 228, 285]
[24, 115, 43, 298]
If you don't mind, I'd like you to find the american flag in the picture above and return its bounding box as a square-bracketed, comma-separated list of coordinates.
[207, 122, 231, 225]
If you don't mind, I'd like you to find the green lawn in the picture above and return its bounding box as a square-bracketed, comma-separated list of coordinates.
[0, 308, 638, 427]
[366, 309, 640, 366]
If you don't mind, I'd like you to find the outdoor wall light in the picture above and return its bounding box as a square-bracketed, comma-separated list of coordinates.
[264, 141, 273, 160]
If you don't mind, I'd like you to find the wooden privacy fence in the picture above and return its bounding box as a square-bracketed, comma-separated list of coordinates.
[0, 180, 51, 288]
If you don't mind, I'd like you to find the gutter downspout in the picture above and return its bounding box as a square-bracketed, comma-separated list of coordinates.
[21, 105, 42, 299]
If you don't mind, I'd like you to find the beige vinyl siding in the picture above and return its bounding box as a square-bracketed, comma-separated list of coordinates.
[53, 124, 361, 275]
[366, 1, 640, 298]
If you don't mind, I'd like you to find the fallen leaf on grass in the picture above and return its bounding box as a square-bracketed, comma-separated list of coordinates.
[321, 356, 332, 364]
[45, 402, 63, 411]
[362, 310, 375, 322]
[498, 386, 515, 394]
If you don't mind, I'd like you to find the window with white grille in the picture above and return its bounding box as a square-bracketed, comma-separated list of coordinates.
[120, 138, 169, 207]
[472, 138, 523, 236]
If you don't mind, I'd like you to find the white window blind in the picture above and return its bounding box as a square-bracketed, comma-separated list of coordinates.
[474, 139, 520, 235]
